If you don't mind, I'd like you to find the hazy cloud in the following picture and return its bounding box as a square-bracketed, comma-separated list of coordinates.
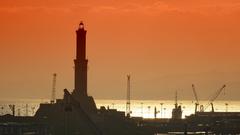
[1, 0, 240, 16]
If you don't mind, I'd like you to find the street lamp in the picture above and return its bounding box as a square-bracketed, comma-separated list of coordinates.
[163, 108, 166, 118]
[141, 102, 143, 117]
[160, 103, 164, 118]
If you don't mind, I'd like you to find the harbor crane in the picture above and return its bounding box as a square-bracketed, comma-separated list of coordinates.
[205, 84, 226, 112]
[192, 84, 200, 113]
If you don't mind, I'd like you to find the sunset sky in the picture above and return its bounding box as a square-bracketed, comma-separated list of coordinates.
[0, 0, 240, 100]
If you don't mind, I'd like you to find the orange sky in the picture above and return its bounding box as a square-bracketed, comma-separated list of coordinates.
[0, 0, 240, 100]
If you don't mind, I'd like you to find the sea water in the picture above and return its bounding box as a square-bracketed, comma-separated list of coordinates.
[0, 99, 239, 118]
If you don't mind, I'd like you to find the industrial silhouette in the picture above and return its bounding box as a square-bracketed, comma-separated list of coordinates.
[34, 22, 150, 135]
[0, 22, 240, 135]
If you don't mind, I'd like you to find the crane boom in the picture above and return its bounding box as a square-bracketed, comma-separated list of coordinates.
[192, 84, 199, 104]
[210, 84, 226, 103]
[205, 84, 226, 111]
[192, 84, 199, 113]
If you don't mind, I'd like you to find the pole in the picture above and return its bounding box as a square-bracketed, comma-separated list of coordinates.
[160, 103, 163, 118]
[141, 102, 143, 117]
[126, 75, 131, 117]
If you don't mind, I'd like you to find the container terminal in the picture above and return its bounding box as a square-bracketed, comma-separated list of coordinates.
[0, 22, 240, 135]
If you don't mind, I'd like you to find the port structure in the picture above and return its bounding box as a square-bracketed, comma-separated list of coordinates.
[192, 84, 200, 113]
[205, 84, 226, 112]
[192, 84, 226, 112]
[126, 75, 131, 117]
[51, 73, 57, 104]
[172, 91, 182, 119]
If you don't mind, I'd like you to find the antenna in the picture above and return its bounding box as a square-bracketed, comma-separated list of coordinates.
[126, 75, 131, 117]
[51, 73, 57, 104]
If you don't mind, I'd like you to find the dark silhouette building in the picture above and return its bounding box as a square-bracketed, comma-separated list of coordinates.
[73, 22, 88, 96]
[34, 22, 151, 135]
[71, 22, 96, 113]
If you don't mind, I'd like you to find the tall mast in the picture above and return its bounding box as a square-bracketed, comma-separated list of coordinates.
[51, 73, 57, 104]
[175, 90, 178, 108]
[126, 75, 131, 117]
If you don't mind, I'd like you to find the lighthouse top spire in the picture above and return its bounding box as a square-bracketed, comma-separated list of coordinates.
[79, 21, 84, 30]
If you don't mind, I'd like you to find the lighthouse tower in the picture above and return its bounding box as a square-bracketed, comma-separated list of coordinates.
[72, 22, 97, 112]
[74, 22, 88, 96]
